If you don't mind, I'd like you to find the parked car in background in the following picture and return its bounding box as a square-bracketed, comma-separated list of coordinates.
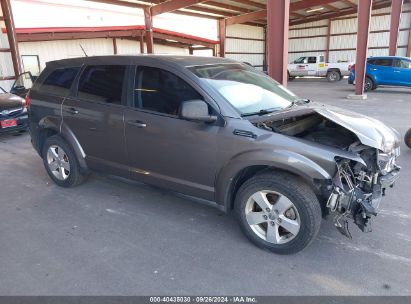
[0, 72, 34, 134]
[405, 128, 411, 149]
[288, 55, 353, 82]
[29, 55, 400, 254]
[348, 56, 411, 91]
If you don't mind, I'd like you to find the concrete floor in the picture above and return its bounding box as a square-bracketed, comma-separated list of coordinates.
[0, 79, 410, 295]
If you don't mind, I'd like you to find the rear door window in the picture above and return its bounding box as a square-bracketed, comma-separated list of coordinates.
[40, 67, 80, 96]
[77, 65, 127, 104]
[374, 59, 393, 67]
[308, 57, 317, 64]
[394, 59, 411, 69]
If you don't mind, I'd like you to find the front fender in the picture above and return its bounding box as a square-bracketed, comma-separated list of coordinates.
[215, 149, 333, 208]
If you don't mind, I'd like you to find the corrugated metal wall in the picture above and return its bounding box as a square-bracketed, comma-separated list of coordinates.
[290, 3, 411, 63]
[225, 24, 265, 70]
[17, 38, 188, 71]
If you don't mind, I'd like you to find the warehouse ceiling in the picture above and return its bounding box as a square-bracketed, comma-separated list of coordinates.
[89, 0, 397, 26]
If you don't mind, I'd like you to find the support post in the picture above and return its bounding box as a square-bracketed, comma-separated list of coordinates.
[212, 45, 217, 57]
[1, 0, 22, 76]
[267, 0, 290, 85]
[389, 0, 404, 56]
[144, 7, 154, 54]
[189, 47, 194, 55]
[351, 0, 372, 98]
[218, 19, 226, 57]
[112, 38, 118, 54]
[325, 19, 331, 62]
[139, 32, 145, 53]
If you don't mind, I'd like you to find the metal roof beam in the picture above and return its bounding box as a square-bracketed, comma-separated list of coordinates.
[151, 0, 207, 16]
[225, 0, 340, 25]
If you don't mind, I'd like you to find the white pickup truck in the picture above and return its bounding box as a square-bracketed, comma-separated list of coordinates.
[288, 55, 354, 82]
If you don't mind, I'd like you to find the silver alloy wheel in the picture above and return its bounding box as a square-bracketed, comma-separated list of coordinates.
[245, 190, 300, 244]
[46, 145, 70, 181]
[329, 73, 337, 81]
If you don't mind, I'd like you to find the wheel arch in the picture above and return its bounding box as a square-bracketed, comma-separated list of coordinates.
[215, 150, 333, 211]
[38, 118, 88, 171]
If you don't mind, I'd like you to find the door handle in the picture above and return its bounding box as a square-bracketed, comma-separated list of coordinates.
[66, 107, 79, 115]
[127, 120, 147, 128]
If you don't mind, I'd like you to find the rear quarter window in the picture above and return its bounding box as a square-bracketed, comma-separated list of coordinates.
[39, 67, 80, 96]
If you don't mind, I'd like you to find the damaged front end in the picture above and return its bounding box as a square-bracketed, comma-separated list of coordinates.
[327, 145, 400, 238]
[327, 145, 400, 237]
[251, 103, 401, 238]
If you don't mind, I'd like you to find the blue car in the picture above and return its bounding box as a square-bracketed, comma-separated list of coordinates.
[348, 56, 411, 91]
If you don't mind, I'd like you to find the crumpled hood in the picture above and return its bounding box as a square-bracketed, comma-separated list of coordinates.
[309, 103, 399, 152]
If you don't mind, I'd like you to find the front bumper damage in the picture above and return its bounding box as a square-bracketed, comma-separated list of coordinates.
[326, 154, 400, 238]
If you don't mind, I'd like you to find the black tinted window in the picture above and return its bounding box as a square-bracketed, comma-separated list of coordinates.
[135, 66, 202, 115]
[308, 57, 317, 63]
[367, 59, 376, 65]
[78, 65, 126, 104]
[41, 67, 80, 95]
[374, 59, 393, 67]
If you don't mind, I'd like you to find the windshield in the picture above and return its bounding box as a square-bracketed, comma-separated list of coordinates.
[188, 63, 298, 116]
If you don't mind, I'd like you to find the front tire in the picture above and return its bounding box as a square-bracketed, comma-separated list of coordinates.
[405, 128, 411, 149]
[235, 172, 322, 254]
[42, 135, 87, 187]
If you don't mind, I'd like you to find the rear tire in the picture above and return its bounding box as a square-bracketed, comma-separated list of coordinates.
[327, 70, 341, 82]
[364, 76, 375, 92]
[42, 135, 87, 187]
[234, 172, 322, 254]
[405, 129, 411, 149]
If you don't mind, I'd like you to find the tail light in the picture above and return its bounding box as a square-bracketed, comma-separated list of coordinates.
[24, 94, 31, 108]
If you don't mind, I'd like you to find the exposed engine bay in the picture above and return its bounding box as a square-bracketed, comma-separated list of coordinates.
[253, 111, 401, 238]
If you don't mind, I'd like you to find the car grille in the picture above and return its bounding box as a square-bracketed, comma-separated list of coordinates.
[0, 107, 23, 117]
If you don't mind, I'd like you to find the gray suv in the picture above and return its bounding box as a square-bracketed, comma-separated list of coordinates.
[28, 55, 400, 254]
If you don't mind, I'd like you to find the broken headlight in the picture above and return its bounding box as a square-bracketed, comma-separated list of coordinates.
[378, 147, 399, 175]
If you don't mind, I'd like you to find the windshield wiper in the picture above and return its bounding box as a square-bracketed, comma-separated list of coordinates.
[241, 107, 281, 117]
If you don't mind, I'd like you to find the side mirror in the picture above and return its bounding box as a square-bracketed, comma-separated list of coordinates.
[179, 100, 217, 123]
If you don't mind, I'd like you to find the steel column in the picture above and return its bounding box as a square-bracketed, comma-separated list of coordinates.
[267, 0, 290, 85]
[144, 7, 154, 54]
[140, 32, 145, 53]
[218, 19, 226, 57]
[354, 0, 372, 96]
[112, 37, 118, 54]
[389, 0, 404, 56]
[325, 19, 331, 62]
[1, 0, 22, 76]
